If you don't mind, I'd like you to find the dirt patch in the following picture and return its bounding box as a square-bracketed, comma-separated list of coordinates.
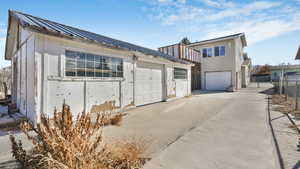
[90, 101, 119, 113]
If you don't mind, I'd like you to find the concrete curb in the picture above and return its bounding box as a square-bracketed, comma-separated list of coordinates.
[267, 95, 285, 169]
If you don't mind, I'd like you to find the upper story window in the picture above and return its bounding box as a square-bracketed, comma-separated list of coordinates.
[202, 48, 212, 57]
[65, 50, 123, 78]
[214, 46, 225, 56]
[174, 68, 187, 79]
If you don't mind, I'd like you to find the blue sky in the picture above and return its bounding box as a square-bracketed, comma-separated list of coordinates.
[0, 0, 300, 68]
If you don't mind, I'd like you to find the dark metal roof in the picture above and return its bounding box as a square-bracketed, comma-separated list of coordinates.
[188, 33, 247, 47]
[10, 10, 190, 64]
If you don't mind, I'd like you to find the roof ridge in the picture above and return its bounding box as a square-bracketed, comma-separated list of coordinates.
[190, 33, 245, 45]
[8, 10, 190, 64]
[10, 10, 167, 55]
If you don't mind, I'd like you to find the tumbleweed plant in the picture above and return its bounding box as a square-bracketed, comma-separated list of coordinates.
[10, 103, 147, 169]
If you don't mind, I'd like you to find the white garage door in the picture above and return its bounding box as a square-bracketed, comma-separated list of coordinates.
[135, 61, 163, 106]
[205, 71, 231, 90]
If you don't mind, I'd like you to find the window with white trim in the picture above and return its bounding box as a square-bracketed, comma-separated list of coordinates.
[214, 46, 225, 56]
[202, 48, 213, 57]
[174, 68, 187, 79]
[65, 50, 123, 78]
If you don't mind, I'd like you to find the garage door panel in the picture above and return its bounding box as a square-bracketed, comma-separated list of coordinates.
[205, 71, 231, 90]
[135, 61, 163, 106]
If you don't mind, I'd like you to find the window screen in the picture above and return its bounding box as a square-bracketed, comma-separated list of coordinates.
[65, 50, 123, 78]
[174, 68, 187, 79]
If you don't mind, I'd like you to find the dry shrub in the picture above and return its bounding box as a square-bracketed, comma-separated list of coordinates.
[272, 95, 295, 113]
[10, 103, 146, 169]
[272, 94, 287, 105]
[102, 113, 124, 126]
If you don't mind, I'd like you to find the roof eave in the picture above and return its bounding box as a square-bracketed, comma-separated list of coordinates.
[187, 35, 241, 47]
[295, 46, 300, 60]
[27, 25, 191, 65]
[240, 34, 247, 47]
[4, 11, 12, 60]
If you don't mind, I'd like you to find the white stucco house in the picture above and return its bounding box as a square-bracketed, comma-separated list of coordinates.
[187, 33, 251, 91]
[4, 10, 192, 124]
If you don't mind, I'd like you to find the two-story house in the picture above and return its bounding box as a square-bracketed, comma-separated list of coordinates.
[159, 33, 251, 91]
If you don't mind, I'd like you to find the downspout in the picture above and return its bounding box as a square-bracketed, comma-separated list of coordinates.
[83, 80, 87, 112]
[119, 80, 122, 108]
[132, 55, 137, 105]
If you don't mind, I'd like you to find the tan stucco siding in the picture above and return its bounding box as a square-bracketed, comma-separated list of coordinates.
[234, 38, 245, 89]
[190, 39, 236, 89]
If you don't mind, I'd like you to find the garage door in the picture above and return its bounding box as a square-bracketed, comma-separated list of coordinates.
[135, 61, 163, 106]
[205, 71, 231, 90]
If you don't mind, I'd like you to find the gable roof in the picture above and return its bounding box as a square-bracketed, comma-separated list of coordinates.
[187, 33, 247, 47]
[295, 46, 300, 60]
[5, 10, 190, 64]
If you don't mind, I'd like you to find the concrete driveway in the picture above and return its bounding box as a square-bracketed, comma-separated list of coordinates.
[0, 83, 278, 169]
[104, 83, 278, 169]
[103, 90, 234, 157]
[142, 83, 278, 169]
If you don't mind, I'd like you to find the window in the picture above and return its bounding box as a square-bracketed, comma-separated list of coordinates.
[202, 48, 207, 57]
[65, 50, 123, 78]
[214, 46, 220, 56]
[214, 46, 225, 56]
[207, 48, 212, 57]
[220, 46, 225, 56]
[174, 68, 187, 79]
[202, 48, 212, 57]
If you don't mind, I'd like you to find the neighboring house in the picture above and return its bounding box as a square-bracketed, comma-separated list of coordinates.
[270, 65, 300, 81]
[159, 33, 250, 91]
[158, 39, 202, 90]
[187, 33, 249, 91]
[4, 10, 192, 124]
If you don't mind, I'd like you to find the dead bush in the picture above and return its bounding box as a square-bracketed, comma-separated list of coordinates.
[10, 103, 146, 169]
[272, 95, 295, 113]
[272, 95, 287, 105]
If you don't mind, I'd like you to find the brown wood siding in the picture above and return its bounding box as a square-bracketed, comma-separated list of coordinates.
[191, 63, 201, 90]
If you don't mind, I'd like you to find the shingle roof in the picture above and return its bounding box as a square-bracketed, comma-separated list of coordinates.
[9, 10, 190, 64]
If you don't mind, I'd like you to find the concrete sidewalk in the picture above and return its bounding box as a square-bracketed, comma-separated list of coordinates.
[143, 85, 278, 169]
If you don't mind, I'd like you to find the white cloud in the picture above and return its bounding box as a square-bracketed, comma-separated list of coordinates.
[0, 37, 8, 68]
[0, 24, 6, 34]
[145, 0, 300, 45]
[204, 18, 300, 45]
[201, 0, 236, 8]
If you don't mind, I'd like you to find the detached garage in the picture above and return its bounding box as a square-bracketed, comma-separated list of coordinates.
[205, 71, 232, 90]
[5, 10, 192, 124]
[135, 61, 164, 106]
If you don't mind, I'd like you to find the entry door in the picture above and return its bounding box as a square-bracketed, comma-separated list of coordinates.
[135, 61, 163, 106]
[205, 71, 231, 90]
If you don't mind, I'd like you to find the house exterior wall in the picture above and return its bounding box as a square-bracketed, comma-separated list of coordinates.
[242, 65, 250, 87]
[189, 39, 235, 90]
[189, 37, 245, 90]
[270, 67, 300, 81]
[11, 27, 39, 123]
[18, 32, 191, 123]
[234, 38, 244, 89]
